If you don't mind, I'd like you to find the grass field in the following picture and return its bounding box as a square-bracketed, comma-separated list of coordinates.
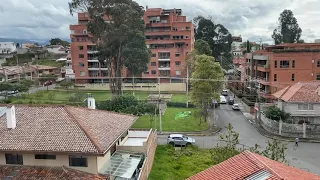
[132, 107, 208, 132]
[11, 90, 188, 104]
[149, 145, 240, 180]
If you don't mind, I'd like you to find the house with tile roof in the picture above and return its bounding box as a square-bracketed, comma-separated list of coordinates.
[0, 98, 157, 179]
[187, 150, 320, 180]
[273, 81, 320, 124]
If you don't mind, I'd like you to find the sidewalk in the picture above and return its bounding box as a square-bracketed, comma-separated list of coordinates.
[234, 95, 320, 143]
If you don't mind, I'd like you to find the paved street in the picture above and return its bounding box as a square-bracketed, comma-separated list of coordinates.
[158, 104, 320, 175]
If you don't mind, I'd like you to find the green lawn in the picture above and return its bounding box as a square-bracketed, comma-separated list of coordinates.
[132, 108, 208, 132]
[11, 90, 152, 104]
[34, 59, 65, 68]
[170, 93, 187, 103]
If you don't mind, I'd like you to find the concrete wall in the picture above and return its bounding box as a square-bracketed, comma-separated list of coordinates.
[283, 102, 320, 117]
[97, 150, 111, 172]
[75, 83, 186, 92]
[260, 113, 320, 138]
[138, 129, 157, 180]
[0, 153, 98, 174]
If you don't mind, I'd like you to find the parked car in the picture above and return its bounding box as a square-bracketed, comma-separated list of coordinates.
[43, 80, 53, 86]
[167, 134, 195, 147]
[221, 90, 228, 96]
[228, 97, 234, 105]
[232, 104, 240, 111]
[211, 100, 220, 108]
[220, 95, 227, 104]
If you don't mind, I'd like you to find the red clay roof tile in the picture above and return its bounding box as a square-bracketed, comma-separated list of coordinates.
[0, 105, 137, 154]
[187, 150, 320, 180]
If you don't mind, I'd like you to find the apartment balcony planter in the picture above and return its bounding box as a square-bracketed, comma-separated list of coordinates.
[158, 67, 170, 71]
[158, 58, 170, 62]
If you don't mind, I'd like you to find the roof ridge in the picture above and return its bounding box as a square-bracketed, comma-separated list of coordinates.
[64, 106, 104, 154]
[245, 151, 284, 180]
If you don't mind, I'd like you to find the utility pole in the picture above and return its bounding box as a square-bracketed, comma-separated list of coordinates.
[158, 77, 162, 133]
[186, 66, 189, 108]
[132, 74, 135, 96]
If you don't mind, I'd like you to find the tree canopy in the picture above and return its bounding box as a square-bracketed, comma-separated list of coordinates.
[69, 0, 150, 95]
[272, 9, 302, 44]
[49, 38, 70, 47]
[191, 54, 224, 123]
[186, 39, 212, 75]
[194, 16, 233, 59]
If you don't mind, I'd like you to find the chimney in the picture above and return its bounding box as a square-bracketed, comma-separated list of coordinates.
[87, 94, 96, 109]
[6, 106, 16, 129]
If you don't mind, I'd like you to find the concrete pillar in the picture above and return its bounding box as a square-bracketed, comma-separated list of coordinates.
[303, 123, 307, 138]
[279, 121, 282, 135]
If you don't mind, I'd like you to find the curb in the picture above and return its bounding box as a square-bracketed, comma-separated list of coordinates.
[157, 127, 222, 136]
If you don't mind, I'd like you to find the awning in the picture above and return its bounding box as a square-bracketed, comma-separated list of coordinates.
[99, 151, 143, 179]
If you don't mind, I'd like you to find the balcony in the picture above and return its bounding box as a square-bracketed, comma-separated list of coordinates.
[255, 64, 270, 72]
[159, 70, 171, 77]
[158, 57, 170, 61]
[158, 62, 170, 71]
[256, 77, 271, 85]
[253, 55, 268, 61]
[147, 22, 171, 28]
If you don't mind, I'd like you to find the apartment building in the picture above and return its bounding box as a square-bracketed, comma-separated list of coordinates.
[0, 100, 157, 179]
[246, 43, 320, 99]
[69, 8, 194, 84]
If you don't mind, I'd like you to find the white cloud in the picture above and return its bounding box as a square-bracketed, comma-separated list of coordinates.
[0, 0, 319, 44]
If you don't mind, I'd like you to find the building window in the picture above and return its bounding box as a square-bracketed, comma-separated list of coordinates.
[5, 154, 23, 165]
[151, 70, 156, 75]
[175, 61, 181, 66]
[144, 71, 149, 74]
[151, 62, 156, 66]
[176, 70, 181, 76]
[274, 87, 277, 92]
[79, 62, 85, 67]
[317, 60, 320, 67]
[78, 46, 84, 50]
[292, 60, 295, 68]
[280, 60, 289, 68]
[69, 156, 88, 167]
[35, 154, 56, 160]
[292, 74, 295, 81]
[274, 60, 277, 68]
[274, 74, 277, 81]
[80, 71, 86, 76]
[317, 74, 320, 80]
[298, 104, 313, 111]
[79, 54, 84, 58]
[152, 53, 156, 57]
[175, 53, 180, 57]
[158, 52, 170, 59]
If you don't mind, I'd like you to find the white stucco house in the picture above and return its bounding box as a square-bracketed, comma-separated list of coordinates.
[0, 42, 17, 54]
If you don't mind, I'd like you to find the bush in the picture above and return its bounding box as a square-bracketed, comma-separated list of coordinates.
[96, 94, 158, 116]
[167, 102, 196, 108]
[242, 97, 255, 107]
[265, 106, 290, 122]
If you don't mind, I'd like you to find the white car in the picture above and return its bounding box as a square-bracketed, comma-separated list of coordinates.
[232, 104, 240, 110]
[220, 95, 227, 104]
[167, 134, 195, 146]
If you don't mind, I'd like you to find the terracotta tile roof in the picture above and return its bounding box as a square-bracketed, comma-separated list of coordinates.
[0, 165, 107, 180]
[187, 150, 320, 180]
[272, 81, 320, 103]
[0, 66, 33, 76]
[0, 105, 137, 154]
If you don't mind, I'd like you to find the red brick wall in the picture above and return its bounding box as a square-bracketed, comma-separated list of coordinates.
[138, 129, 157, 180]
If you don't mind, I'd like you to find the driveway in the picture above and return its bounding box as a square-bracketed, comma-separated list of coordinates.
[158, 103, 320, 175]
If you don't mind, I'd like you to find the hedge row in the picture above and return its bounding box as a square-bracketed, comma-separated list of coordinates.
[242, 97, 255, 107]
[167, 102, 196, 108]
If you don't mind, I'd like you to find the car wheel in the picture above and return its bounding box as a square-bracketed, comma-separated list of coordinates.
[186, 143, 191, 147]
[169, 142, 175, 146]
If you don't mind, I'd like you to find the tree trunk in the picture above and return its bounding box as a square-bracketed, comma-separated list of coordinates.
[108, 59, 116, 95]
[114, 45, 123, 96]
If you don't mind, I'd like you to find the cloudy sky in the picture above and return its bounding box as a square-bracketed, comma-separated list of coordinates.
[0, 0, 319, 44]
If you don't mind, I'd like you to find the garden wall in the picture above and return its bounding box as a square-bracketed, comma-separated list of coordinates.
[260, 114, 320, 138]
[75, 83, 186, 92]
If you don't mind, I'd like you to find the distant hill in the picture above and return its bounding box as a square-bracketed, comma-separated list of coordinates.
[0, 38, 71, 46]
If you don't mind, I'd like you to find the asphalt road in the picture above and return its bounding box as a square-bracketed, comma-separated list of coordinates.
[158, 104, 320, 175]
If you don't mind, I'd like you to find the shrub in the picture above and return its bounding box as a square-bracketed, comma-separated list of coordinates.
[167, 102, 196, 108]
[242, 97, 255, 107]
[265, 106, 290, 122]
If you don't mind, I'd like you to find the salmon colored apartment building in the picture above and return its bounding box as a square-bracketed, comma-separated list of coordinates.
[246, 43, 320, 99]
[69, 7, 194, 84]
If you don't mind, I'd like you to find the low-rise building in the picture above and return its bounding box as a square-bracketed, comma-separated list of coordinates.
[0, 42, 17, 54]
[273, 81, 320, 124]
[0, 100, 157, 179]
[187, 150, 320, 180]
